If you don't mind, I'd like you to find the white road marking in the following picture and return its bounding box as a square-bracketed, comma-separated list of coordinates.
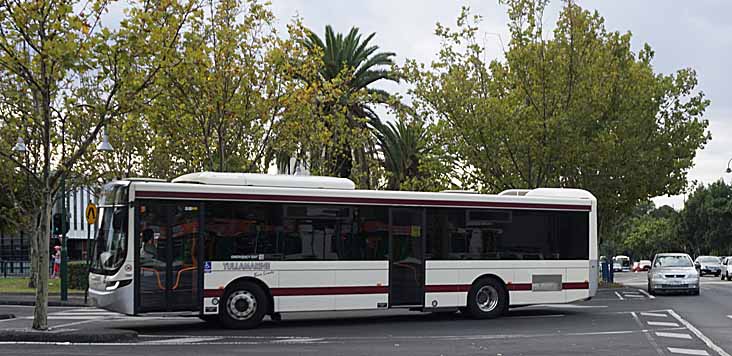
[624, 294, 646, 298]
[727, 315, 732, 320]
[639, 289, 656, 299]
[21, 316, 107, 320]
[656, 332, 693, 340]
[647, 321, 681, 327]
[532, 304, 607, 309]
[142, 337, 224, 344]
[667, 347, 710, 356]
[272, 337, 326, 344]
[615, 291, 625, 300]
[54, 312, 121, 316]
[631, 312, 671, 356]
[642, 312, 668, 318]
[51, 319, 103, 329]
[667, 309, 731, 356]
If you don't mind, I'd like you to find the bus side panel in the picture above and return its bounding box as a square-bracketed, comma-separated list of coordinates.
[512, 267, 565, 305]
[277, 269, 335, 312]
[425, 261, 589, 308]
[333, 263, 388, 310]
[565, 266, 591, 303]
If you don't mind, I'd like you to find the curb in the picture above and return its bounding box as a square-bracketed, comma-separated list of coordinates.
[0, 328, 137, 343]
[0, 300, 87, 307]
[0, 314, 15, 320]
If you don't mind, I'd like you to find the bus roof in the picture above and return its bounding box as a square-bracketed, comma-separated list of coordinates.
[122, 173, 596, 212]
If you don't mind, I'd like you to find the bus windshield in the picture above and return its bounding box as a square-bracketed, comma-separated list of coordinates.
[90, 184, 129, 275]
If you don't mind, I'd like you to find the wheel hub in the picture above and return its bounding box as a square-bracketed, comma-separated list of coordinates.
[476, 285, 499, 312]
[227, 291, 257, 320]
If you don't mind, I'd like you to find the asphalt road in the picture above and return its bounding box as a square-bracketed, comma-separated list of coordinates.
[1, 272, 731, 356]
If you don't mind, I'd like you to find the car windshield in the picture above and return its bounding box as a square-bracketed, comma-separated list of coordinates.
[699, 257, 720, 263]
[654, 255, 692, 268]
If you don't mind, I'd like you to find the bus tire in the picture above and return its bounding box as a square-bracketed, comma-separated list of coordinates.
[220, 281, 268, 329]
[466, 278, 508, 319]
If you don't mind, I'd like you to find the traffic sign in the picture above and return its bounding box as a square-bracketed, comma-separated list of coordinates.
[85, 202, 98, 225]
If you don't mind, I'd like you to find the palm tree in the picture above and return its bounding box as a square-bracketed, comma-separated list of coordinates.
[371, 118, 430, 190]
[302, 25, 399, 184]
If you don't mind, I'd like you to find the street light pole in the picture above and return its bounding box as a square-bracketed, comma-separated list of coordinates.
[60, 116, 68, 302]
[60, 177, 68, 301]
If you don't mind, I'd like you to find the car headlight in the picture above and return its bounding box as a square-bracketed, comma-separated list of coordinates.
[687, 273, 699, 279]
[653, 273, 665, 279]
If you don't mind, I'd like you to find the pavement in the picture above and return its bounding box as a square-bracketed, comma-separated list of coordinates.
[0, 273, 730, 355]
[0, 293, 87, 307]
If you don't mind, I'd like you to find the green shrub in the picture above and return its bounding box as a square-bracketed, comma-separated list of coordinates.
[68, 261, 89, 290]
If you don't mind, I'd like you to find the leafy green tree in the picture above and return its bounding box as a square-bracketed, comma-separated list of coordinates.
[404, 2, 710, 238]
[301, 25, 399, 186]
[371, 117, 454, 191]
[0, 0, 195, 330]
[678, 181, 732, 256]
[622, 209, 681, 260]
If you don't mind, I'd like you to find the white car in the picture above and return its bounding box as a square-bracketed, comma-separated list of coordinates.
[639, 260, 652, 271]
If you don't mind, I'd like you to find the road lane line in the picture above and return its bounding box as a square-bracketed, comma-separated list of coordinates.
[615, 291, 625, 300]
[647, 321, 680, 327]
[642, 313, 668, 318]
[51, 319, 102, 329]
[656, 332, 693, 340]
[142, 337, 224, 344]
[667, 348, 710, 356]
[533, 304, 607, 308]
[631, 312, 669, 356]
[639, 289, 656, 299]
[667, 309, 731, 356]
[511, 314, 565, 319]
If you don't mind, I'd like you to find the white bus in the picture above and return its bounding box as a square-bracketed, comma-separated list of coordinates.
[89, 172, 598, 329]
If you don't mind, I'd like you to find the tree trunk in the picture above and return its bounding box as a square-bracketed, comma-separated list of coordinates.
[31, 189, 52, 330]
[28, 218, 38, 290]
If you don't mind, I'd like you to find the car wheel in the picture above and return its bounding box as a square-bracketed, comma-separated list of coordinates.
[466, 278, 508, 319]
[219, 281, 268, 329]
[722, 273, 726, 281]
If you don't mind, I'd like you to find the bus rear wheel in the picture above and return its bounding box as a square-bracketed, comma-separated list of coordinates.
[220, 281, 268, 329]
[466, 278, 508, 319]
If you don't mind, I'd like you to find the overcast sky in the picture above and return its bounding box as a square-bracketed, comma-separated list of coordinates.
[269, 0, 732, 209]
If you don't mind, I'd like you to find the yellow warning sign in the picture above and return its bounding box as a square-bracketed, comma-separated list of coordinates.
[85, 203, 98, 225]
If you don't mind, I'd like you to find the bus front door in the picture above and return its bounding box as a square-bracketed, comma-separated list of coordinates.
[137, 201, 201, 313]
[389, 208, 425, 307]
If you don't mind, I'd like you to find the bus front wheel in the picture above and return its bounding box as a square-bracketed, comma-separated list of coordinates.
[220, 281, 268, 329]
[466, 278, 508, 319]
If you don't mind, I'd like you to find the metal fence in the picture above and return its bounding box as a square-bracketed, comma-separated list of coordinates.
[0, 231, 31, 278]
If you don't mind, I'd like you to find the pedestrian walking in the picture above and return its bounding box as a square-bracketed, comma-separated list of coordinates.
[52, 246, 61, 279]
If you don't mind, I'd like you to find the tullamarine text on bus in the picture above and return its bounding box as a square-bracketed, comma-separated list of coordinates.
[222, 261, 271, 271]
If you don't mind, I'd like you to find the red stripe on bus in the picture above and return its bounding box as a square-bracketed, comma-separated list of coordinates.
[136, 191, 591, 211]
[424, 285, 471, 293]
[203, 282, 589, 298]
[271, 286, 389, 296]
[203, 289, 224, 298]
[562, 282, 589, 290]
[507, 283, 532, 291]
